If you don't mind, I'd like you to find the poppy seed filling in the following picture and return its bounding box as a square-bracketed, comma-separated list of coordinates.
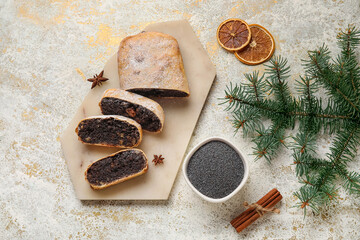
[86, 150, 147, 186]
[77, 118, 140, 147]
[100, 97, 161, 132]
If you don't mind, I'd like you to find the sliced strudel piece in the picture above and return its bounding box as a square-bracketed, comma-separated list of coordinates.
[85, 149, 148, 190]
[75, 115, 142, 148]
[100, 89, 164, 133]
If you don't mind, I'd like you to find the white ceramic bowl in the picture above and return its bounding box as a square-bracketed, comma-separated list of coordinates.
[182, 137, 249, 203]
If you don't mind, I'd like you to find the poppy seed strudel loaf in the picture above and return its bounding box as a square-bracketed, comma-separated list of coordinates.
[75, 115, 142, 148]
[117, 31, 190, 97]
[100, 89, 164, 133]
[85, 149, 148, 190]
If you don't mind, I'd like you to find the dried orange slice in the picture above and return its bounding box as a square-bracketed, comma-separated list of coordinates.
[217, 18, 251, 52]
[234, 24, 275, 65]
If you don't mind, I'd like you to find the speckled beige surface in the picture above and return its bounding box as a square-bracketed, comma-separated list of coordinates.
[1, 0, 360, 239]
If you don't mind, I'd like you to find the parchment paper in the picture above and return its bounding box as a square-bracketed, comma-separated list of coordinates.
[61, 20, 216, 200]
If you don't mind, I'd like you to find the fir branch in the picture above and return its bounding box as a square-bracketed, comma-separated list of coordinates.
[244, 71, 268, 102]
[292, 131, 316, 154]
[231, 107, 263, 136]
[343, 171, 360, 195]
[295, 125, 359, 214]
[337, 25, 360, 57]
[252, 121, 286, 162]
[266, 56, 292, 113]
[223, 88, 283, 117]
[335, 165, 360, 196]
[221, 26, 360, 215]
[305, 45, 360, 115]
[224, 84, 355, 121]
[293, 152, 330, 177]
[337, 25, 360, 105]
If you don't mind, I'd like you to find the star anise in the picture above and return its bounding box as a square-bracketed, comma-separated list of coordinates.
[152, 155, 164, 165]
[87, 70, 109, 89]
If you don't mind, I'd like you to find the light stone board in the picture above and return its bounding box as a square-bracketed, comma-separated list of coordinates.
[61, 20, 216, 200]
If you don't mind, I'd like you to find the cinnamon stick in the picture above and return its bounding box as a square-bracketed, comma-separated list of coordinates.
[232, 191, 280, 228]
[231, 188, 282, 233]
[231, 188, 278, 227]
[235, 194, 282, 232]
[230, 188, 277, 225]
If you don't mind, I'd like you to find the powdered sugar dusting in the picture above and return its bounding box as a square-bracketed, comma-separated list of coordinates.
[118, 32, 189, 92]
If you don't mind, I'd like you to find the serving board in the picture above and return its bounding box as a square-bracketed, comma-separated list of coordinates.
[61, 20, 216, 200]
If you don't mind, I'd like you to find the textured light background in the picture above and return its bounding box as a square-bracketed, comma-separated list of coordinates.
[1, 0, 360, 239]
